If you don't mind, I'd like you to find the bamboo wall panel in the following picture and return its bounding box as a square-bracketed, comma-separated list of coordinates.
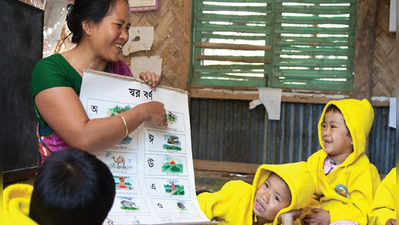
[127, 0, 192, 90]
[372, 0, 399, 97]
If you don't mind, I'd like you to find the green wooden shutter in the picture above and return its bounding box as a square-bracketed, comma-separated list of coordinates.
[191, 0, 271, 87]
[190, 0, 356, 91]
[269, 0, 356, 91]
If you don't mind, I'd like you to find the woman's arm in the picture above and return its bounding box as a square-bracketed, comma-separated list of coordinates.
[35, 86, 166, 152]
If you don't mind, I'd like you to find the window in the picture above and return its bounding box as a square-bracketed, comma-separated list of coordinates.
[190, 0, 357, 92]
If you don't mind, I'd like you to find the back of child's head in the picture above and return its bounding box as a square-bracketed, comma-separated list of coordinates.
[29, 148, 115, 225]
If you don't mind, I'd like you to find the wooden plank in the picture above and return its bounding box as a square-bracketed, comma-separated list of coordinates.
[4, 168, 37, 185]
[352, 0, 377, 99]
[196, 42, 272, 51]
[197, 55, 270, 64]
[189, 87, 390, 106]
[193, 159, 259, 175]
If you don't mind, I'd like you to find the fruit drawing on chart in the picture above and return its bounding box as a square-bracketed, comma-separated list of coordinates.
[114, 176, 133, 190]
[164, 181, 185, 196]
[177, 201, 186, 211]
[163, 135, 181, 151]
[161, 158, 183, 173]
[108, 105, 132, 144]
[120, 200, 139, 210]
[167, 111, 177, 124]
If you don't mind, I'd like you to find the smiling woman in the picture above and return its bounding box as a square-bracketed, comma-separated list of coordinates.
[31, 0, 167, 163]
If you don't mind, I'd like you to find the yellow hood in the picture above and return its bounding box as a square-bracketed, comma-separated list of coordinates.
[369, 168, 397, 225]
[317, 98, 374, 165]
[252, 162, 317, 225]
[0, 184, 38, 225]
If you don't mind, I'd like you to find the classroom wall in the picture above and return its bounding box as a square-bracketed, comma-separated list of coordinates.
[372, 0, 399, 97]
[127, 0, 398, 98]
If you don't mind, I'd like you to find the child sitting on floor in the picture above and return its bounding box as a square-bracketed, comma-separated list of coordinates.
[305, 99, 381, 225]
[198, 161, 317, 225]
[369, 168, 397, 225]
[0, 148, 115, 225]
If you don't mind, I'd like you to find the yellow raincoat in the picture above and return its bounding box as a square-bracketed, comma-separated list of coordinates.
[198, 162, 317, 225]
[0, 184, 38, 225]
[369, 168, 397, 225]
[306, 98, 381, 225]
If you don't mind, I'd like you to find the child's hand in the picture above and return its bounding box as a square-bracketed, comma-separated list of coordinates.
[139, 72, 161, 89]
[303, 208, 330, 225]
[279, 209, 302, 225]
[386, 219, 396, 225]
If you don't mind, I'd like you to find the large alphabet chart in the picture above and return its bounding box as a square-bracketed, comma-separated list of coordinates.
[80, 70, 209, 225]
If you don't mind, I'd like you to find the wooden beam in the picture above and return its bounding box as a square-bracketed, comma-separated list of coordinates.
[197, 55, 270, 64]
[193, 159, 259, 175]
[352, 0, 378, 99]
[189, 87, 390, 106]
[4, 168, 37, 185]
[195, 42, 272, 51]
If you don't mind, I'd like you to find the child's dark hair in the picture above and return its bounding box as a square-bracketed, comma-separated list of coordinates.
[29, 148, 115, 225]
[325, 104, 341, 114]
[325, 104, 351, 137]
[66, 0, 127, 43]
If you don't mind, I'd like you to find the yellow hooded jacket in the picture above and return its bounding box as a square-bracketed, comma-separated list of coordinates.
[198, 162, 317, 225]
[306, 98, 381, 225]
[369, 168, 397, 225]
[0, 184, 38, 225]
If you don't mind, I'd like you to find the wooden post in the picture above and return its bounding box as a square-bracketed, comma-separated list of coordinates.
[352, 0, 378, 99]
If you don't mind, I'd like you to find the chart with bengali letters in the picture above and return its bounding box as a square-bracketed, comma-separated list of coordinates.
[80, 70, 209, 225]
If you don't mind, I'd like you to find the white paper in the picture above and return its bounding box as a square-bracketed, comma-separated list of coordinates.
[123, 26, 154, 55]
[250, 88, 282, 120]
[130, 56, 162, 78]
[80, 71, 210, 225]
[389, 97, 396, 128]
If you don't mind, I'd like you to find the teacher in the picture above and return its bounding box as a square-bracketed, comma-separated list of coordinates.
[32, 0, 166, 162]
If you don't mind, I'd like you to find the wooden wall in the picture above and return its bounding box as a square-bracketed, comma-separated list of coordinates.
[126, 0, 192, 90]
[56, 0, 397, 99]
[129, 0, 398, 99]
[372, 0, 399, 97]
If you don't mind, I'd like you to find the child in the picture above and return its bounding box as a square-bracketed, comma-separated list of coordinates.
[0, 148, 115, 225]
[369, 168, 397, 225]
[305, 99, 381, 225]
[198, 162, 317, 225]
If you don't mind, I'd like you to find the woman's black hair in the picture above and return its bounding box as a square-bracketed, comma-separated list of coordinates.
[29, 148, 115, 225]
[66, 0, 118, 43]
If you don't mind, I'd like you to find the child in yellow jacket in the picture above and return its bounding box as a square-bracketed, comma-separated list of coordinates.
[305, 99, 381, 225]
[0, 148, 116, 225]
[369, 168, 397, 225]
[198, 162, 317, 225]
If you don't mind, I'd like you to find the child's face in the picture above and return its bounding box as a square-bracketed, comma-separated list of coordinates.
[321, 110, 353, 163]
[253, 173, 291, 222]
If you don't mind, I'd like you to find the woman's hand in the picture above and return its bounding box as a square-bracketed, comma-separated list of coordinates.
[139, 72, 161, 89]
[143, 101, 167, 127]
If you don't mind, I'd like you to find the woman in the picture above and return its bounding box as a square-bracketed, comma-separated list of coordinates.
[32, 0, 166, 162]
